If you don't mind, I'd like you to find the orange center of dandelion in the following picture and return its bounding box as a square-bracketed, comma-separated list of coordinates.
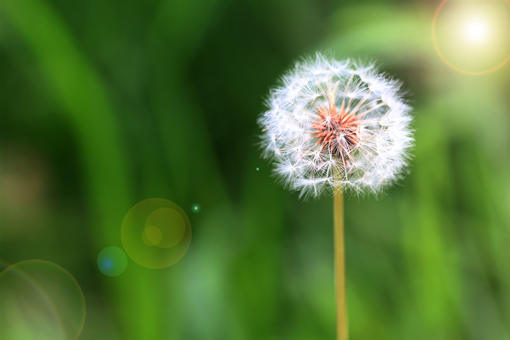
[311, 101, 360, 158]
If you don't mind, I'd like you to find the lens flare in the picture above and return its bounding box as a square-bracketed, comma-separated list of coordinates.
[432, 0, 510, 75]
[121, 198, 192, 269]
[97, 246, 128, 277]
[191, 203, 201, 214]
[0, 260, 86, 340]
[463, 17, 489, 44]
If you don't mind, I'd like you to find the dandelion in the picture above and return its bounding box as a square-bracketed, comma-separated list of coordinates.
[258, 53, 413, 340]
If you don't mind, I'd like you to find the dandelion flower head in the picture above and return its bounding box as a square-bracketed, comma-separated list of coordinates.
[259, 54, 413, 198]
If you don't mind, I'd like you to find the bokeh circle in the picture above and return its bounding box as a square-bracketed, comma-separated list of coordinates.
[121, 198, 192, 269]
[0, 260, 86, 340]
[97, 246, 128, 277]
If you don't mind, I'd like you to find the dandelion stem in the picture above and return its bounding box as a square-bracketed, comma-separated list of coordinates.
[334, 188, 348, 340]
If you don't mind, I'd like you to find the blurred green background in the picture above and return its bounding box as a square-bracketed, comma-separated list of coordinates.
[1, 0, 510, 339]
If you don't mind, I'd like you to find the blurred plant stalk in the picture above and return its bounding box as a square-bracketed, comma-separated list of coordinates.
[334, 189, 348, 340]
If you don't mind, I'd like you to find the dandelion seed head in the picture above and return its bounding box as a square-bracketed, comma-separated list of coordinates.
[258, 53, 414, 198]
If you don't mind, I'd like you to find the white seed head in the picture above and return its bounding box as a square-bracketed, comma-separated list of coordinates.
[258, 53, 413, 198]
